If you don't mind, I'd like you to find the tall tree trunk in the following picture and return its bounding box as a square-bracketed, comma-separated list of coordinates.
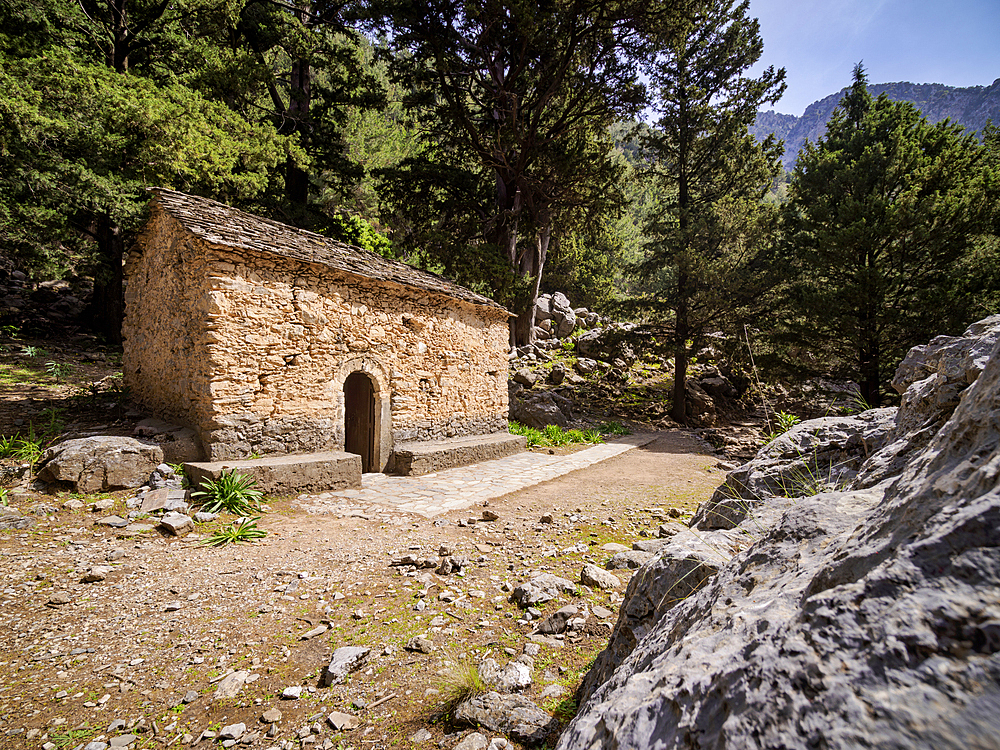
[510, 218, 551, 347]
[87, 214, 125, 345]
[670, 271, 689, 423]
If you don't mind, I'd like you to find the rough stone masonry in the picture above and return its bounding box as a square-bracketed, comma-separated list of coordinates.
[123, 189, 512, 465]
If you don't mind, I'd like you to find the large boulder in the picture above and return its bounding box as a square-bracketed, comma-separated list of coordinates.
[510, 391, 573, 429]
[36, 436, 164, 493]
[690, 408, 896, 530]
[559, 320, 1000, 750]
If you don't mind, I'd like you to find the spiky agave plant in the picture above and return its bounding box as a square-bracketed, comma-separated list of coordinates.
[191, 469, 263, 515]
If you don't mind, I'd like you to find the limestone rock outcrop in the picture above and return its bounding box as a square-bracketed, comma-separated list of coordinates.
[563, 317, 1000, 750]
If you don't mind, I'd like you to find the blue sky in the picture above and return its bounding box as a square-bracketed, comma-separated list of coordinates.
[748, 0, 1000, 115]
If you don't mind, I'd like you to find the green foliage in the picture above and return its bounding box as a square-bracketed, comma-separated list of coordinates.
[327, 213, 393, 258]
[780, 64, 995, 405]
[598, 421, 631, 436]
[191, 470, 263, 515]
[201, 516, 268, 547]
[437, 652, 487, 713]
[20, 346, 42, 357]
[0, 487, 8, 506]
[45, 361, 72, 382]
[636, 0, 786, 423]
[375, 0, 691, 341]
[0, 430, 44, 463]
[509, 421, 604, 448]
[764, 411, 800, 442]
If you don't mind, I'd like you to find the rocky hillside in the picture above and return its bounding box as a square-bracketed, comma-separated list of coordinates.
[755, 79, 1000, 169]
[560, 316, 1000, 749]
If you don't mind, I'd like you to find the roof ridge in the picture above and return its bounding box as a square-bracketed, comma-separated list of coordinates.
[147, 188, 507, 312]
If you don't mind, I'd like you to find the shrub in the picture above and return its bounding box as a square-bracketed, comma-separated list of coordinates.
[191, 469, 263, 515]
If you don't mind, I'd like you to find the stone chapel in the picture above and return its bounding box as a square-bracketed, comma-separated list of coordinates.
[123, 188, 521, 475]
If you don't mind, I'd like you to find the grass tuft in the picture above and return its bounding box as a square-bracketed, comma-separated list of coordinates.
[437, 652, 487, 713]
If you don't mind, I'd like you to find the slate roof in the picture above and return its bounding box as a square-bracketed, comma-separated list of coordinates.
[148, 188, 506, 311]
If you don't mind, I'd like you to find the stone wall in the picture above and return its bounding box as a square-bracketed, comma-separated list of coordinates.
[123, 207, 217, 447]
[124, 210, 511, 463]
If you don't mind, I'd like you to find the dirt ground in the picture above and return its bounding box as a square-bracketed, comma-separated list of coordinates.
[0, 332, 729, 749]
[0, 431, 724, 750]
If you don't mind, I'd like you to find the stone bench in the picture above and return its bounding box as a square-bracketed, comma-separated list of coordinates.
[184, 452, 362, 496]
[389, 433, 527, 476]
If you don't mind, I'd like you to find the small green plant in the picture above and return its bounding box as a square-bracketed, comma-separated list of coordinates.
[20, 345, 42, 357]
[201, 517, 268, 546]
[437, 652, 486, 713]
[509, 421, 546, 448]
[598, 421, 631, 436]
[0, 488, 8, 506]
[764, 411, 800, 442]
[191, 469, 263, 515]
[45, 360, 72, 382]
[0, 429, 44, 463]
[48, 726, 93, 748]
[543, 424, 572, 446]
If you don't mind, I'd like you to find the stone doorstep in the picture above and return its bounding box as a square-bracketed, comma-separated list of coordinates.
[389, 433, 527, 477]
[183, 452, 362, 496]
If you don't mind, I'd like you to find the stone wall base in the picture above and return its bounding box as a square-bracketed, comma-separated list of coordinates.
[388, 433, 526, 476]
[184, 452, 362, 496]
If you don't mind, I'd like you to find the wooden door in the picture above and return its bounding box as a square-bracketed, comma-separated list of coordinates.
[344, 371, 375, 472]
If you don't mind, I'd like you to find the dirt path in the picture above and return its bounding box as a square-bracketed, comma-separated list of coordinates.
[0, 431, 722, 750]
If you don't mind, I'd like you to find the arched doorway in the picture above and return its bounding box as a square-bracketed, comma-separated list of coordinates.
[344, 371, 376, 472]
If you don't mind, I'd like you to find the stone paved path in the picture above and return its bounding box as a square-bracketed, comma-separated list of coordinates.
[298, 433, 657, 518]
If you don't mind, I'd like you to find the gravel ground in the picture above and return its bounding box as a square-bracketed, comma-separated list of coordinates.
[0, 431, 723, 750]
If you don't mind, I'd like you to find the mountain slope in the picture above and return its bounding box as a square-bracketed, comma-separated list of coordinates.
[754, 79, 1000, 169]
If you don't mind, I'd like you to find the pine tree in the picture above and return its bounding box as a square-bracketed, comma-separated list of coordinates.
[782, 64, 992, 406]
[639, 0, 785, 423]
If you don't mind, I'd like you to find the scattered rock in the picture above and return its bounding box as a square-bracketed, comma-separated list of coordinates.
[405, 636, 435, 653]
[218, 723, 245, 740]
[281, 686, 303, 700]
[454, 691, 558, 745]
[410, 728, 432, 743]
[511, 574, 577, 607]
[82, 566, 111, 583]
[261, 708, 282, 723]
[299, 624, 328, 640]
[159, 512, 193, 536]
[606, 550, 654, 569]
[326, 711, 359, 731]
[95, 515, 129, 528]
[213, 671, 249, 700]
[47, 591, 72, 606]
[181, 690, 199, 704]
[580, 564, 620, 590]
[322, 647, 370, 687]
[140, 488, 189, 513]
[537, 605, 579, 635]
[453, 732, 488, 750]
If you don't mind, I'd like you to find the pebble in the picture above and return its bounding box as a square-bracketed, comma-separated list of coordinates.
[300, 624, 328, 640]
[410, 727, 433, 742]
[182, 690, 199, 704]
[282, 686, 303, 700]
[48, 591, 72, 606]
[262, 708, 282, 723]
